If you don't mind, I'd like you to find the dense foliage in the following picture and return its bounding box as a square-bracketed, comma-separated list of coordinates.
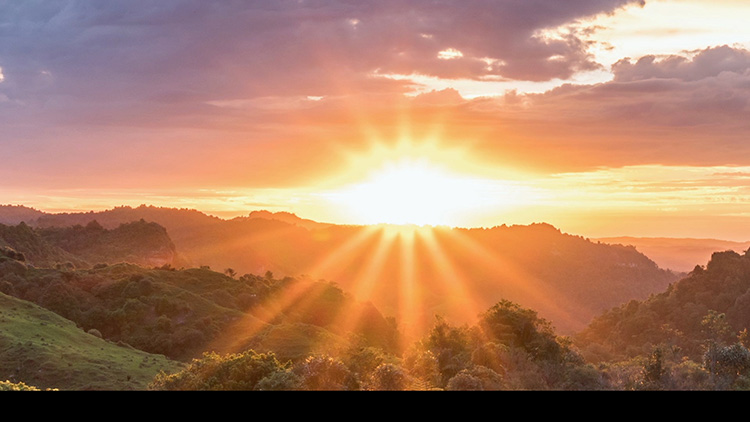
[36, 219, 178, 268]
[150, 350, 294, 391]
[0, 219, 176, 269]
[576, 249, 750, 390]
[150, 299, 603, 391]
[0, 260, 398, 361]
[0, 222, 84, 268]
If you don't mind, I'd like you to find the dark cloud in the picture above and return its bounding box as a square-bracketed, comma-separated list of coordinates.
[0, 0, 643, 105]
[0, 0, 646, 188]
[612, 45, 750, 82]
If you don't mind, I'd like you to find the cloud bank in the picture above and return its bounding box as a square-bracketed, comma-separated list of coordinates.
[4, 1, 750, 192]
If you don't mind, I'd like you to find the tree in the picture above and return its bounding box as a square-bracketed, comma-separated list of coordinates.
[704, 342, 750, 389]
[294, 355, 358, 391]
[420, 315, 473, 386]
[149, 350, 292, 391]
[367, 363, 408, 391]
[446, 371, 484, 391]
[403, 348, 441, 389]
[446, 366, 505, 391]
[478, 300, 563, 362]
[641, 347, 668, 390]
[701, 310, 733, 344]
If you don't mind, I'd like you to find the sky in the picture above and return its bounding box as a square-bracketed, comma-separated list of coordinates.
[2, 0, 750, 239]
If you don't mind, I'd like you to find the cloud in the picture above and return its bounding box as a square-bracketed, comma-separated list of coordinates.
[469, 45, 750, 170]
[612, 45, 750, 82]
[412, 88, 466, 106]
[6, 1, 750, 193]
[0, 0, 644, 106]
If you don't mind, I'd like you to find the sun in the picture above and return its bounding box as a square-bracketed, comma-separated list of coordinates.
[324, 158, 500, 227]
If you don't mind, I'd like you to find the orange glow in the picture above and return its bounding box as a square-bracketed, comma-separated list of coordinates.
[325, 158, 503, 226]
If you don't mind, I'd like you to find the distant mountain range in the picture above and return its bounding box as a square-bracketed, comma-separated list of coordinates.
[596, 237, 750, 273]
[0, 205, 683, 335]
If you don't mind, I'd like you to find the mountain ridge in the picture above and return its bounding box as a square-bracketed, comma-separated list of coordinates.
[596, 236, 750, 273]
[0, 204, 679, 335]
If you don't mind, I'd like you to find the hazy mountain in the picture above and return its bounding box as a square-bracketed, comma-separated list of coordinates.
[0, 205, 679, 335]
[596, 236, 750, 273]
[244, 210, 333, 231]
[0, 205, 45, 225]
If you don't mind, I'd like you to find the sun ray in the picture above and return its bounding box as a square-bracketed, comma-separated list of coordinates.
[349, 227, 398, 302]
[416, 227, 486, 327]
[303, 225, 381, 281]
[394, 227, 425, 348]
[323, 227, 399, 341]
[437, 227, 587, 332]
[206, 277, 326, 354]
[183, 219, 309, 274]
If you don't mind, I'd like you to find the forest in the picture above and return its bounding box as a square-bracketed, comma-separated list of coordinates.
[1, 206, 750, 390]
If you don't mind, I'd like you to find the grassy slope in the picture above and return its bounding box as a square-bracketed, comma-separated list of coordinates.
[0, 292, 183, 390]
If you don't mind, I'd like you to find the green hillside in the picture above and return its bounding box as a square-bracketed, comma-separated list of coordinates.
[1, 259, 399, 362]
[0, 292, 182, 390]
[572, 249, 750, 390]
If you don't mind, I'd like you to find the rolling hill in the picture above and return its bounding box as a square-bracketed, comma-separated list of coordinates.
[0, 205, 680, 335]
[0, 291, 182, 390]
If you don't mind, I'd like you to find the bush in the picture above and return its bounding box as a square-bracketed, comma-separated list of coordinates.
[294, 355, 358, 391]
[0, 381, 42, 391]
[446, 371, 484, 391]
[150, 350, 292, 391]
[87, 328, 103, 338]
[367, 364, 408, 391]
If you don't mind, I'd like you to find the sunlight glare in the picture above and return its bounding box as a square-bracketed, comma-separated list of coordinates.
[324, 159, 506, 227]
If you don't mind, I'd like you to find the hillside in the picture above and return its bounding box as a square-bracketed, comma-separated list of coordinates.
[36, 219, 178, 268]
[0, 291, 182, 390]
[0, 205, 679, 335]
[0, 205, 45, 225]
[577, 249, 750, 364]
[0, 259, 399, 362]
[0, 220, 178, 269]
